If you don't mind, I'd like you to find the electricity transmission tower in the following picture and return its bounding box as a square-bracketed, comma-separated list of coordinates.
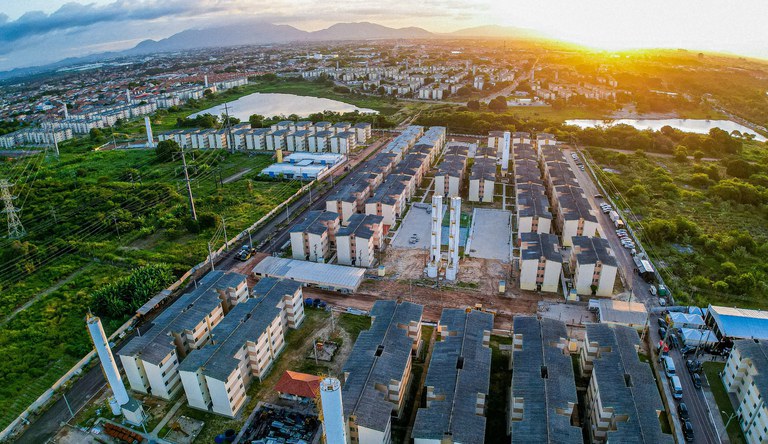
[0, 179, 26, 239]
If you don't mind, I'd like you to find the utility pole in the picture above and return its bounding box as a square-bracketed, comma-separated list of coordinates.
[49, 120, 60, 158]
[0, 179, 25, 239]
[207, 242, 215, 272]
[180, 147, 197, 221]
[246, 230, 253, 247]
[222, 216, 229, 251]
[224, 102, 235, 154]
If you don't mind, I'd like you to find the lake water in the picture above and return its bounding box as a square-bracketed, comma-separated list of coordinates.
[565, 118, 766, 142]
[189, 92, 378, 121]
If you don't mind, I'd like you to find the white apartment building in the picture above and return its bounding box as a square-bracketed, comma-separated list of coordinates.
[118, 271, 248, 400]
[179, 278, 305, 417]
[336, 213, 384, 268]
[289, 210, 340, 262]
[519, 232, 562, 293]
[722, 340, 768, 444]
[570, 236, 618, 297]
[330, 131, 357, 154]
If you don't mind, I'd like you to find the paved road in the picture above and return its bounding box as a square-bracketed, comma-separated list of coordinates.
[14, 136, 389, 444]
[565, 146, 720, 443]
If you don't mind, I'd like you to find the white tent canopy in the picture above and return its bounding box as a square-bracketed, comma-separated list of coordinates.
[681, 328, 717, 347]
[668, 312, 705, 329]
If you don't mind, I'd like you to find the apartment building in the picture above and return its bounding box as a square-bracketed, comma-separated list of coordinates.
[722, 339, 768, 444]
[509, 317, 582, 443]
[553, 185, 600, 246]
[519, 232, 562, 293]
[266, 129, 288, 151]
[118, 271, 248, 400]
[468, 157, 496, 203]
[412, 309, 493, 444]
[512, 132, 532, 145]
[536, 133, 557, 155]
[580, 324, 673, 443]
[326, 180, 371, 224]
[289, 210, 340, 262]
[353, 122, 373, 143]
[570, 236, 618, 297]
[332, 121, 352, 134]
[178, 278, 304, 417]
[309, 130, 333, 152]
[330, 131, 357, 154]
[365, 175, 409, 230]
[515, 183, 552, 235]
[434, 143, 469, 197]
[336, 213, 384, 268]
[286, 130, 310, 151]
[343, 301, 424, 444]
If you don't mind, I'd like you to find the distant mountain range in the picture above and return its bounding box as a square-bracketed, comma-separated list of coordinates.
[0, 21, 544, 81]
[125, 21, 541, 56]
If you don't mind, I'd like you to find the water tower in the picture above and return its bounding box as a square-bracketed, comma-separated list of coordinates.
[86, 315, 146, 425]
[319, 377, 346, 444]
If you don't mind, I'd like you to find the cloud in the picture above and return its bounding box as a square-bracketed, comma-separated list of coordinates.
[0, 0, 214, 43]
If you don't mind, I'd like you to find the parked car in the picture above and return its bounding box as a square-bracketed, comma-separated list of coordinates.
[686, 359, 702, 373]
[681, 346, 696, 357]
[669, 335, 680, 349]
[670, 375, 684, 399]
[659, 327, 667, 339]
[236, 245, 254, 261]
[683, 420, 695, 442]
[691, 373, 702, 389]
[663, 356, 676, 377]
[677, 402, 690, 420]
[650, 286, 658, 296]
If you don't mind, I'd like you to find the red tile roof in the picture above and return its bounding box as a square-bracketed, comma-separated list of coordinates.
[275, 370, 321, 400]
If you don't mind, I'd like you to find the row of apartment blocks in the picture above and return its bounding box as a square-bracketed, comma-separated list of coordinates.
[117, 271, 305, 418]
[0, 126, 73, 148]
[512, 133, 617, 297]
[289, 126, 445, 269]
[434, 142, 470, 198]
[722, 339, 768, 443]
[158, 120, 372, 153]
[509, 318, 671, 444]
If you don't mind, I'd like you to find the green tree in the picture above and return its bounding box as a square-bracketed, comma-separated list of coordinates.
[249, 114, 265, 128]
[488, 96, 508, 112]
[692, 150, 705, 161]
[673, 145, 688, 162]
[155, 139, 181, 162]
[467, 100, 481, 111]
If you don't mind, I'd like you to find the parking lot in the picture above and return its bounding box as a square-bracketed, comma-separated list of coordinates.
[390, 203, 444, 249]
[465, 208, 513, 261]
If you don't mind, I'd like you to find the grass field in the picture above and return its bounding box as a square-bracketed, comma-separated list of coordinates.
[703, 362, 746, 444]
[0, 148, 301, 431]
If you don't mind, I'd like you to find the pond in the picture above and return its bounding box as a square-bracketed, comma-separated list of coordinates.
[564, 118, 766, 142]
[189, 92, 378, 121]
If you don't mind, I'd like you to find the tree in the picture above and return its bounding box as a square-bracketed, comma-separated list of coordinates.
[249, 114, 265, 128]
[488, 96, 508, 112]
[467, 100, 481, 111]
[155, 139, 181, 162]
[203, 88, 215, 98]
[692, 150, 705, 161]
[673, 145, 689, 162]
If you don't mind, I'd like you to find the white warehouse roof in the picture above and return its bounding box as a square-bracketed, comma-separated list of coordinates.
[253, 257, 365, 292]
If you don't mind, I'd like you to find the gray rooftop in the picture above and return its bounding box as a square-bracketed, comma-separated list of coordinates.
[585, 324, 673, 443]
[290, 210, 339, 235]
[520, 232, 561, 262]
[342, 300, 424, 431]
[510, 317, 582, 443]
[470, 157, 496, 181]
[412, 309, 493, 444]
[554, 185, 597, 223]
[338, 213, 383, 239]
[572, 236, 617, 267]
[119, 271, 247, 365]
[516, 183, 552, 219]
[367, 175, 408, 206]
[178, 277, 302, 381]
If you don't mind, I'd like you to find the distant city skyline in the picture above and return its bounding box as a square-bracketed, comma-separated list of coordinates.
[1, 0, 768, 71]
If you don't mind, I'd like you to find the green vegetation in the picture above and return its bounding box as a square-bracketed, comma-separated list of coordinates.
[703, 362, 745, 444]
[585, 144, 768, 308]
[486, 336, 513, 443]
[92, 263, 174, 318]
[0, 148, 300, 430]
[336, 313, 372, 342]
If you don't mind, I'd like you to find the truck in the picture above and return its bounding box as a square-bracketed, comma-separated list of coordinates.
[609, 210, 620, 223]
[614, 219, 626, 229]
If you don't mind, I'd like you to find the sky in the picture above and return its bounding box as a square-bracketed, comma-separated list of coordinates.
[1, 0, 767, 71]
